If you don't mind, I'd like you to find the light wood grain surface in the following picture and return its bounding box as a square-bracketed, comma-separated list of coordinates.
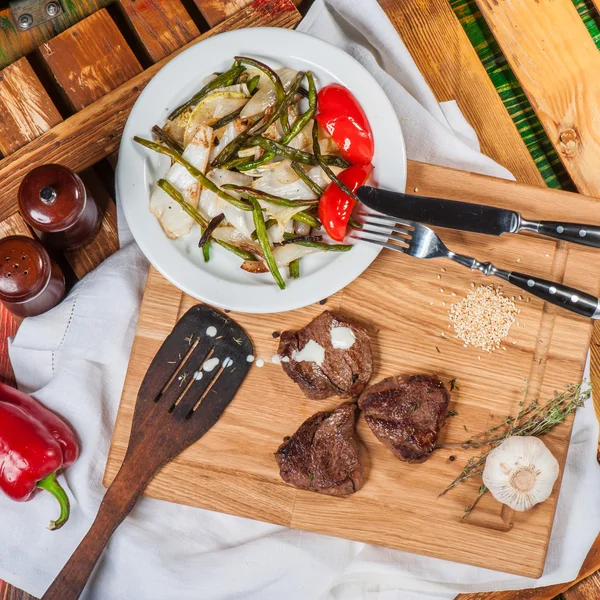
[380, 0, 545, 187]
[474, 0, 600, 197]
[105, 160, 600, 578]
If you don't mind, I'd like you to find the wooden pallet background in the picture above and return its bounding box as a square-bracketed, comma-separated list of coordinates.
[0, 0, 599, 598]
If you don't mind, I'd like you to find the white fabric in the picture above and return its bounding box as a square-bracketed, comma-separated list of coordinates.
[2, 1, 599, 598]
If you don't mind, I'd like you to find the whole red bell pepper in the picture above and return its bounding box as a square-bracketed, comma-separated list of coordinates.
[319, 163, 373, 242]
[0, 382, 79, 530]
[316, 84, 374, 165]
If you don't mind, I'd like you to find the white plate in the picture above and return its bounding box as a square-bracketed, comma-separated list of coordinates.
[118, 27, 406, 313]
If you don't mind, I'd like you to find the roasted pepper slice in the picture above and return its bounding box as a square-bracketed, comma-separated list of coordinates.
[318, 163, 373, 242]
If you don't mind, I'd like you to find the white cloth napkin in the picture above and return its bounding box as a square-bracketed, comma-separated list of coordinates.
[2, 1, 599, 598]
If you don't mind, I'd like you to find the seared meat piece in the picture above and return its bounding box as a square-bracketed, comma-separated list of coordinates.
[358, 375, 450, 463]
[277, 311, 372, 400]
[275, 402, 364, 496]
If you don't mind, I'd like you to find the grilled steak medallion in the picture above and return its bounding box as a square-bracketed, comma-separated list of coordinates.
[275, 402, 364, 496]
[358, 375, 450, 462]
[277, 311, 372, 400]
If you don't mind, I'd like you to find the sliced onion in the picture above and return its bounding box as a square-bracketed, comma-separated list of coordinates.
[253, 168, 317, 200]
[212, 97, 248, 119]
[240, 68, 298, 119]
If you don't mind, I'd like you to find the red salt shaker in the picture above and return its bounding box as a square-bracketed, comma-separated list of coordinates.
[0, 236, 65, 318]
[18, 164, 101, 250]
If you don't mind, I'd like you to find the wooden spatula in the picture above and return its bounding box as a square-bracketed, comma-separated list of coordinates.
[41, 305, 253, 600]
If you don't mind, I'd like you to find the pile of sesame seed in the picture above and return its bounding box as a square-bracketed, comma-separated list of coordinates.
[448, 285, 518, 352]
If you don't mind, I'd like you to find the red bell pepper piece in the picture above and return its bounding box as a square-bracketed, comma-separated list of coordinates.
[319, 163, 373, 242]
[0, 382, 80, 530]
[316, 84, 374, 165]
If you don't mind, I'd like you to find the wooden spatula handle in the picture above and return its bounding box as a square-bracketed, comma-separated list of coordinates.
[41, 453, 157, 600]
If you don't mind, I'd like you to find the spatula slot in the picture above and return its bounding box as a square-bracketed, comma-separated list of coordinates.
[157, 335, 200, 401]
[186, 361, 226, 419]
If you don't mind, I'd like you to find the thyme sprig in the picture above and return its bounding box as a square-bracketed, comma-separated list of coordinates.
[440, 382, 590, 510]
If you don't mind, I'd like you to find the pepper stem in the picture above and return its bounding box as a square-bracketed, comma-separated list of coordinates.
[37, 472, 70, 531]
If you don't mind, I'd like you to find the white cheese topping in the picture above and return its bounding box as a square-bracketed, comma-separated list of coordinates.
[292, 339, 325, 367]
[202, 357, 220, 372]
[331, 326, 356, 350]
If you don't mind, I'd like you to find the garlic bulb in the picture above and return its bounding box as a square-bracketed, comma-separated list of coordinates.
[482, 436, 559, 512]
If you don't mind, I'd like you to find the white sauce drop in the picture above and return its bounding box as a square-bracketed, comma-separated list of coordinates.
[255, 359, 265, 368]
[193, 370, 203, 381]
[330, 326, 356, 350]
[292, 339, 325, 366]
[281, 356, 290, 363]
[222, 357, 233, 368]
[246, 355, 255, 363]
[271, 354, 281, 364]
[203, 357, 220, 372]
[206, 326, 217, 337]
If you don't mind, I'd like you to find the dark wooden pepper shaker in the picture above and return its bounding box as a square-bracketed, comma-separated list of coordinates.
[18, 164, 101, 250]
[0, 236, 65, 318]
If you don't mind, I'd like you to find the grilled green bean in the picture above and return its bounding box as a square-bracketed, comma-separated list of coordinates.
[212, 72, 304, 168]
[152, 125, 183, 154]
[311, 121, 357, 201]
[222, 185, 317, 207]
[283, 232, 351, 251]
[235, 56, 287, 133]
[289, 259, 300, 279]
[292, 211, 320, 228]
[239, 71, 316, 171]
[290, 162, 323, 196]
[134, 137, 252, 211]
[212, 108, 242, 130]
[246, 135, 349, 168]
[250, 218, 277, 241]
[199, 214, 224, 248]
[349, 217, 363, 229]
[157, 180, 256, 261]
[249, 198, 285, 289]
[247, 74, 260, 94]
[168, 64, 245, 119]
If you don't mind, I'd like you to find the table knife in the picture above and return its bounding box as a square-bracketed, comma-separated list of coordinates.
[357, 186, 600, 249]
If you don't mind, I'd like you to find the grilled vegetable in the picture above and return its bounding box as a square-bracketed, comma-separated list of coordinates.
[318, 163, 372, 242]
[316, 83, 374, 164]
[249, 197, 286, 289]
[169, 64, 245, 120]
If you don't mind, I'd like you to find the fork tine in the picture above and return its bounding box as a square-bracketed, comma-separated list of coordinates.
[357, 211, 417, 228]
[361, 220, 413, 237]
[350, 234, 406, 253]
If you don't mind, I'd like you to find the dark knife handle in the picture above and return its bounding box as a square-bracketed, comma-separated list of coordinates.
[502, 271, 599, 318]
[532, 221, 600, 249]
[450, 253, 600, 318]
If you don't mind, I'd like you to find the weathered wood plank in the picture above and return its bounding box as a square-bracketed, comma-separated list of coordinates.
[0, 57, 62, 156]
[193, 0, 302, 27]
[563, 570, 600, 600]
[475, 0, 600, 196]
[64, 170, 119, 279]
[0, 1, 114, 71]
[193, 0, 254, 26]
[39, 8, 143, 111]
[0, 212, 33, 385]
[119, 0, 200, 62]
[0, 0, 302, 222]
[380, 0, 544, 186]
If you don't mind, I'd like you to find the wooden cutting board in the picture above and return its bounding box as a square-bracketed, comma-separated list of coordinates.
[105, 160, 600, 578]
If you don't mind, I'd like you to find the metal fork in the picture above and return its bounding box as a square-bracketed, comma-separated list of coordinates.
[352, 212, 600, 319]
